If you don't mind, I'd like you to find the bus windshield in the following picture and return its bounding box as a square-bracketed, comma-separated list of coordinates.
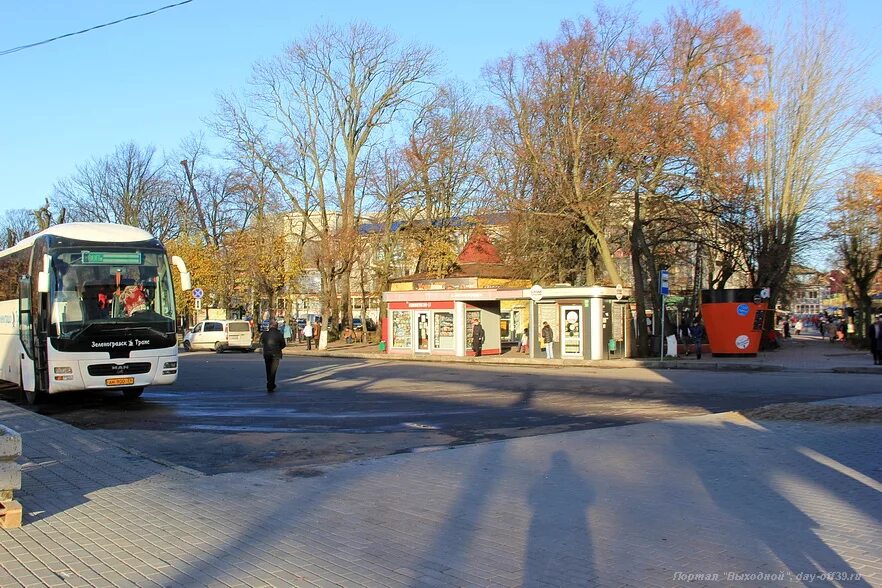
[49, 248, 176, 337]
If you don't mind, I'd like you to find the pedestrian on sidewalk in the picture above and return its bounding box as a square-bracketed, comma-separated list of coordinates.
[471, 317, 485, 357]
[541, 321, 554, 359]
[826, 321, 837, 343]
[871, 314, 882, 365]
[518, 327, 529, 353]
[260, 320, 286, 392]
[689, 318, 705, 360]
[303, 320, 314, 350]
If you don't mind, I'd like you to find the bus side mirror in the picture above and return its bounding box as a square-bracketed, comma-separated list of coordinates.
[171, 255, 192, 291]
[37, 254, 51, 293]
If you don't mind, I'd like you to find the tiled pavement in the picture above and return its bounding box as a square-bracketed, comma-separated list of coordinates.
[285, 329, 882, 375]
[0, 386, 880, 587]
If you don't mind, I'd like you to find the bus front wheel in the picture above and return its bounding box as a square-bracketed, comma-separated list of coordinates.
[122, 387, 144, 400]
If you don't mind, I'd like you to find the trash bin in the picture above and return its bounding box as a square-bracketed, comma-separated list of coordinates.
[701, 289, 768, 357]
[378, 340, 386, 352]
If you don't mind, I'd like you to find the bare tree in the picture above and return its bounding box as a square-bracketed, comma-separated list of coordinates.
[400, 82, 490, 275]
[171, 135, 264, 313]
[52, 142, 179, 240]
[215, 22, 437, 348]
[746, 7, 868, 307]
[0, 208, 39, 248]
[176, 136, 254, 248]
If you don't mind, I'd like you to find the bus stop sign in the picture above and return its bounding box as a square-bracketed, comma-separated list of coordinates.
[659, 271, 669, 296]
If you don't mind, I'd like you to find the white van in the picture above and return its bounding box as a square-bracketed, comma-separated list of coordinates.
[183, 320, 254, 353]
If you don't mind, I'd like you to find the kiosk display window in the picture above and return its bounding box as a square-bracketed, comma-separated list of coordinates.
[433, 312, 454, 349]
[561, 305, 582, 356]
[465, 310, 481, 349]
[391, 310, 412, 349]
[417, 312, 430, 351]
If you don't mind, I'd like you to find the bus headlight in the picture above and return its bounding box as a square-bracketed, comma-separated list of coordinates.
[53, 367, 73, 374]
[163, 361, 177, 369]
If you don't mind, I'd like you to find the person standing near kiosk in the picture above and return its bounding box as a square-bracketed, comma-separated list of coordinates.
[471, 317, 485, 357]
[541, 321, 554, 359]
[689, 317, 705, 360]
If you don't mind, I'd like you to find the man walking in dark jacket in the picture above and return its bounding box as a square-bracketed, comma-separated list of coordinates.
[260, 320, 286, 392]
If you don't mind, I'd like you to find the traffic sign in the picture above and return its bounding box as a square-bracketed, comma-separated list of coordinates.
[659, 270, 669, 296]
[193, 288, 203, 299]
[529, 284, 544, 302]
[615, 284, 624, 300]
[194, 298, 202, 310]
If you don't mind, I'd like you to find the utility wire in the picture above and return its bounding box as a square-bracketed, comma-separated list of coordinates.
[0, 0, 194, 57]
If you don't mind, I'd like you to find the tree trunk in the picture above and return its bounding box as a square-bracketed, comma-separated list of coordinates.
[630, 190, 650, 357]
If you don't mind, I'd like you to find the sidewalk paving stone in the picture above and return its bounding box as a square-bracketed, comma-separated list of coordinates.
[0, 389, 879, 586]
[2, 333, 881, 586]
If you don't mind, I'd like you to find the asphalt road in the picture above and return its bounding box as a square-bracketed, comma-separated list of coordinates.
[8, 352, 881, 475]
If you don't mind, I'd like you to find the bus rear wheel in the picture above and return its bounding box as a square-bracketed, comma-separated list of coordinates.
[122, 387, 144, 400]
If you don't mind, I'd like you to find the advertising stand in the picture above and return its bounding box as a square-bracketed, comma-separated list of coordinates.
[700, 289, 769, 357]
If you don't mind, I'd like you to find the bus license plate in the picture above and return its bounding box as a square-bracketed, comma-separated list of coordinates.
[105, 377, 135, 386]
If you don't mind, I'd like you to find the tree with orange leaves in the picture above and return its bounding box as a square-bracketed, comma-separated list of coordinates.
[625, 1, 766, 355]
[830, 169, 882, 345]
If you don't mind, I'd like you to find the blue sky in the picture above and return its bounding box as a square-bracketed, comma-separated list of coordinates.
[1, 0, 879, 215]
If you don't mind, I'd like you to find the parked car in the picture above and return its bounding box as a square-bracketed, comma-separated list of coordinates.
[183, 320, 255, 353]
[350, 318, 377, 331]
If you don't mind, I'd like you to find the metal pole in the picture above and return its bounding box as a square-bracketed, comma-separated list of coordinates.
[660, 294, 665, 362]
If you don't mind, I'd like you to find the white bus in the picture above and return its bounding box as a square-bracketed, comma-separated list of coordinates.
[0, 223, 191, 404]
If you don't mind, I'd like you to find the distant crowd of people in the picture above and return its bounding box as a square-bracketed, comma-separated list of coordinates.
[245, 314, 378, 350]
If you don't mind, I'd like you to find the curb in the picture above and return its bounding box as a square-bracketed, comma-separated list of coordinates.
[273, 349, 876, 373]
[182, 345, 882, 374]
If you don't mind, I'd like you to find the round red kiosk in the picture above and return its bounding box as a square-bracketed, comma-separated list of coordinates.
[700, 289, 768, 357]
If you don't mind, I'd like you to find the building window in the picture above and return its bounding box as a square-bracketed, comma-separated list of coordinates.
[391, 311, 412, 349]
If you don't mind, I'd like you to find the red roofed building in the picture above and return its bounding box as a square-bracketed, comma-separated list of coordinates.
[457, 229, 503, 265]
[389, 229, 528, 291]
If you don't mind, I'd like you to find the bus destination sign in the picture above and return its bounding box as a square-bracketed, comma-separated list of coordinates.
[81, 251, 143, 265]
